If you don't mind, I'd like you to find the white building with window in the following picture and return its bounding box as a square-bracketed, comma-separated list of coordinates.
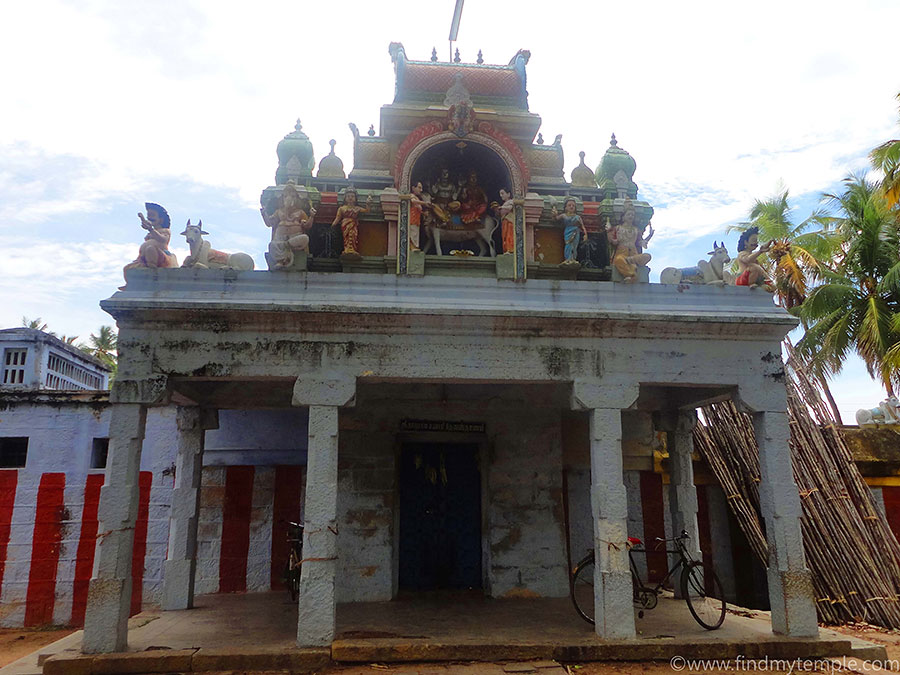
[0, 328, 110, 391]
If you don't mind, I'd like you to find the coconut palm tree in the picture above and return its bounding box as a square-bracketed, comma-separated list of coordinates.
[21, 316, 51, 333]
[870, 93, 900, 208]
[796, 176, 900, 394]
[728, 188, 838, 309]
[81, 326, 118, 376]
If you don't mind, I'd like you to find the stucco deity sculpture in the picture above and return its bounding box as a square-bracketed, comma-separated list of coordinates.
[735, 227, 773, 290]
[332, 186, 372, 260]
[262, 183, 315, 269]
[122, 203, 178, 285]
[459, 170, 488, 227]
[607, 199, 652, 282]
[494, 188, 516, 254]
[430, 168, 459, 224]
[409, 181, 433, 251]
[551, 197, 588, 267]
[181, 220, 255, 271]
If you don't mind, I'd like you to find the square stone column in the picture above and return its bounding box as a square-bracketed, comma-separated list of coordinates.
[754, 410, 818, 637]
[162, 407, 217, 611]
[661, 410, 701, 594]
[83, 403, 147, 653]
[296, 404, 340, 646]
[588, 407, 636, 639]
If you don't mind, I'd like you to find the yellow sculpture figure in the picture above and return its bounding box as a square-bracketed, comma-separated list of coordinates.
[263, 183, 315, 268]
[122, 203, 178, 287]
[607, 199, 653, 283]
[332, 186, 373, 260]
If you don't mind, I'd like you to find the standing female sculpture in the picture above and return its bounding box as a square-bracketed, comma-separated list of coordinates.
[332, 187, 373, 259]
[551, 197, 588, 266]
[494, 188, 516, 254]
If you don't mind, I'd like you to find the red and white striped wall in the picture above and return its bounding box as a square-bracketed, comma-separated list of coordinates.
[0, 465, 305, 628]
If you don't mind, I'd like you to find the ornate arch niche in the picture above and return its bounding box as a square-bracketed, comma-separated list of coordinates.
[398, 130, 526, 198]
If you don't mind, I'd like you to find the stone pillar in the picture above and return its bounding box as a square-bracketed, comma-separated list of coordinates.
[753, 409, 818, 637]
[661, 410, 701, 589]
[513, 198, 526, 280]
[297, 405, 340, 646]
[83, 403, 147, 653]
[587, 408, 636, 639]
[292, 377, 355, 647]
[396, 194, 410, 276]
[162, 407, 218, 611]
[572, 379, 639, 640]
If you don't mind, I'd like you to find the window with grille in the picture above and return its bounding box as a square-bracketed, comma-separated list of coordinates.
[0, 437, 28, 468]
[2, 349, 27, 385]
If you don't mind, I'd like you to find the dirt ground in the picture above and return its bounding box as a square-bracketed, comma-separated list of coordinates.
[0, 627, 73, 668]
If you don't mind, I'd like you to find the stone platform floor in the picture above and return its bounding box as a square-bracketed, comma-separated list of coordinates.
[1, 591, 886, 674]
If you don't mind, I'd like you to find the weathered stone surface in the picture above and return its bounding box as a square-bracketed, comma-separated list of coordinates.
[297, 405, 340, 647]
[754, 411, 818, 637]
[42, 653, 94, 675]
[91, 649, 196, 674]
[191, 646, 330, 672]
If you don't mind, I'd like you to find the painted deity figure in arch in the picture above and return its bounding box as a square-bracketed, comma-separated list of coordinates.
[429, 167, 459, 225]
[122, 202, 179, 285]
[458, 170, 488, 228]
[332, 186, 373, 260]
[551, 197, 589, 267]
[493, 188, 516, 254]
[607, 198, 653, 282]
[262, 183, 315, 268]
[409, 181, 433, 251]
[734, 226, 773, 289]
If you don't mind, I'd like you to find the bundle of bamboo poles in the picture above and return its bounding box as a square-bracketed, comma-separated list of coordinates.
[693, 344, 900, 627]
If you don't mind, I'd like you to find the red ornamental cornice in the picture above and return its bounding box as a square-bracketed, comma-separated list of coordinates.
[393, 120, 530, 188]
[393, 121, 445, 186]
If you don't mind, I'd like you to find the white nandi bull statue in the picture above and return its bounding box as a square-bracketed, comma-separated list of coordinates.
[856, 396, 900, 426]
[180, 220, 255, 270]
[424, 214, 498, 257]
[660, 241, 733, 286]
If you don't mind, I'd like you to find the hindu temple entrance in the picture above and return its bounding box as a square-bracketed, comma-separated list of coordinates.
[398, 442, 482, 590]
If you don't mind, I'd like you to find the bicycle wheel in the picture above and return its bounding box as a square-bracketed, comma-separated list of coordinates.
[571, 555, 595, 625]
[680, 561, 725, 630]
[287, 564, 300, 602]
[286, 549, 301, 602]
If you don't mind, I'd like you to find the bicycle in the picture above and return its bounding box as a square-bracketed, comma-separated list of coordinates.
[570, 529, 726, 630]
[283, 521, 304, 602]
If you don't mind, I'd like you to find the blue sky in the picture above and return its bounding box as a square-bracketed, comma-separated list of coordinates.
[1, 0, 898, 422]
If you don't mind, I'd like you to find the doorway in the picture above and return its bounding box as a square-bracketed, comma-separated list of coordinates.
[398, 443, 482, 590]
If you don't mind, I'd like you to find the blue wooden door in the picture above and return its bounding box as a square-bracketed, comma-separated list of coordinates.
[398, 443, 482, 590]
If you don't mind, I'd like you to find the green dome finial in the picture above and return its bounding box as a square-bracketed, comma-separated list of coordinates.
[275, 119, 315, 184]
[595, 133, 638, 199]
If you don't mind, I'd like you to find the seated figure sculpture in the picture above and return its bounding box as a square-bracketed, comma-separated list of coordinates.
[122, 203, 178, 286]
[262, 183, 315, 269]
[735, 226, 774, 290]
[607, 198, 652, 282]
[458, 170, 488, 227]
